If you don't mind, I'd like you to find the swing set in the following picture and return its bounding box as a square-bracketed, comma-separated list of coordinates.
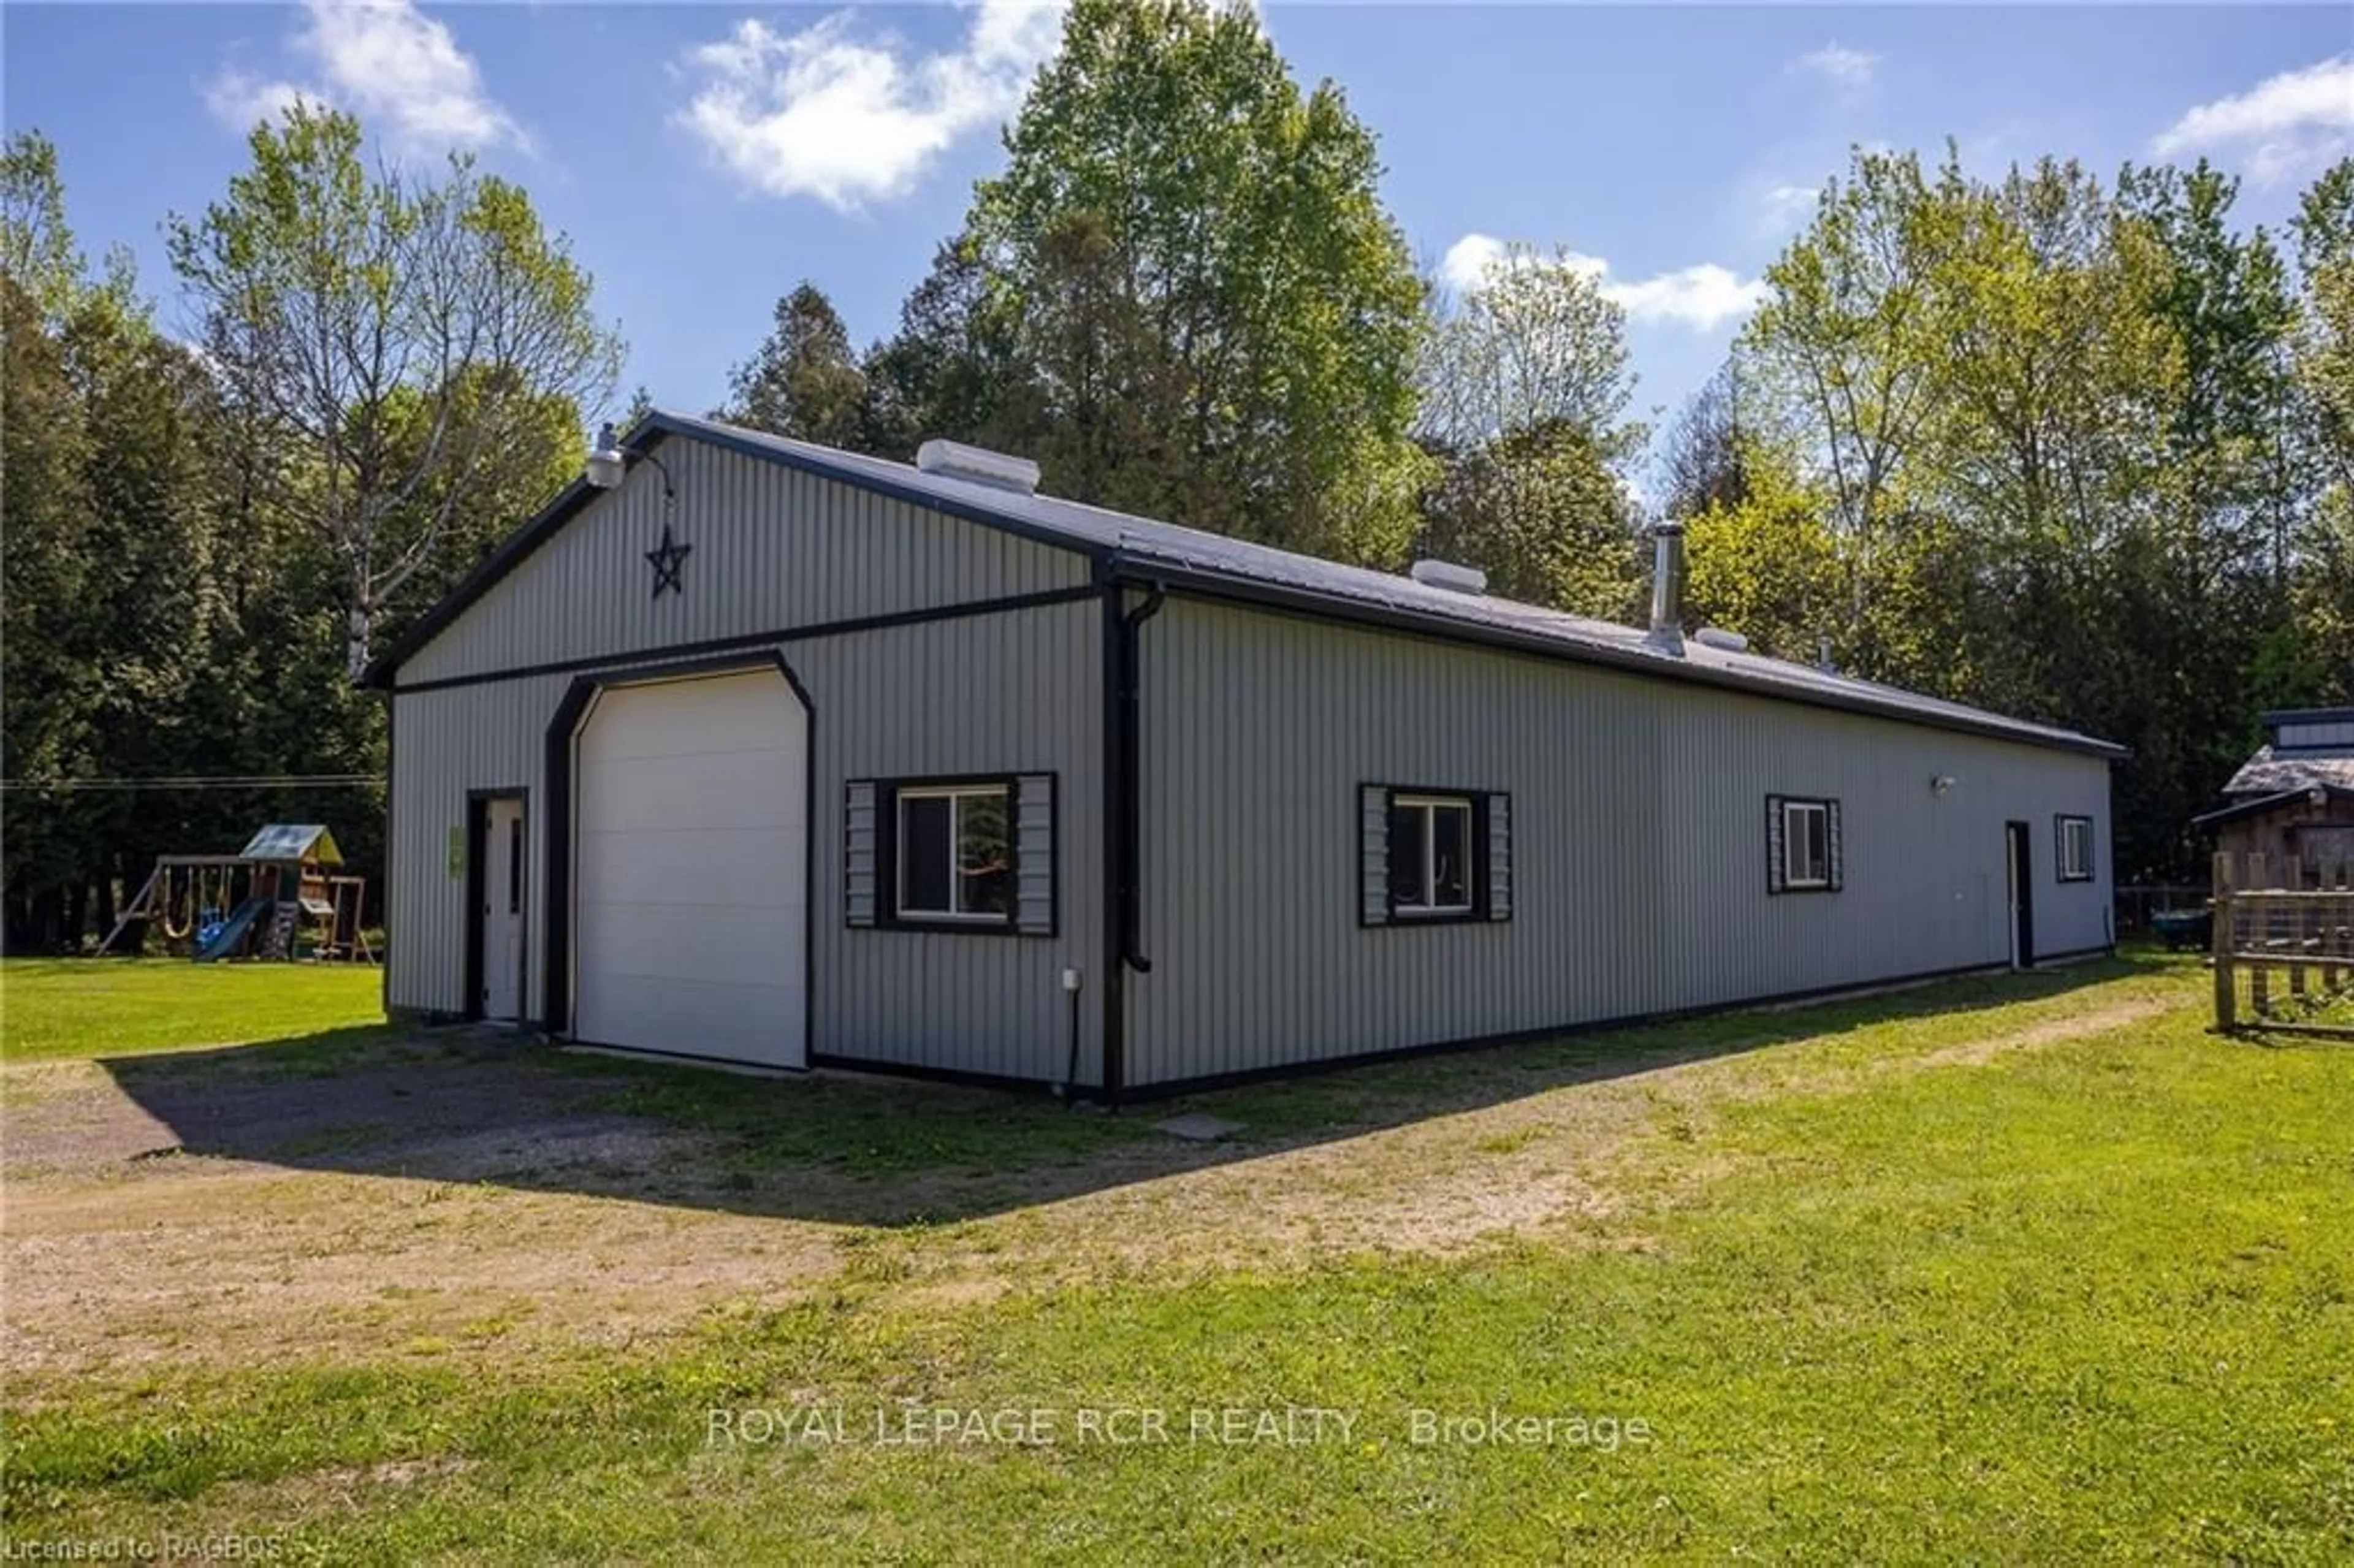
[99, 825, 375, 964]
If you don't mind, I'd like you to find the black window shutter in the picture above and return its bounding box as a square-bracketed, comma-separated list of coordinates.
[845, 780, 880, 927]
[1766, 795, 1787, 894]
[1827, 799, 1844, 891]
[1360, 785, 1389, 926]
[1014, 774, 1054, 935]
[1485, 792, 1512, 921]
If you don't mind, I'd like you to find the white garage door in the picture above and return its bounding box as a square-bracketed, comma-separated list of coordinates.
[571, 668, 807, 1067]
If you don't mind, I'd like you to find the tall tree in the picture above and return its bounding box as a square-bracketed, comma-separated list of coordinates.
[1741, 148, 1945, 674]
[862, 235, 1010, 461]
[1420, 243, 1642, 460]
[167, 105, 622, 679]
[718, 281, 869, 447]
[2286, 159, 2354, 704]
[959, 0, 1431, 560]
[1682, 441, 1843, 663]
[1416, 417, 1645, 620]
[1656, 359, 1753, 522]
[0, 130, 81, 318]
[1412, 245, 1646, 615]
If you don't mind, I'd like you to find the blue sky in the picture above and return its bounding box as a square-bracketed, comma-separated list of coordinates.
[7, 4, 2351, 459]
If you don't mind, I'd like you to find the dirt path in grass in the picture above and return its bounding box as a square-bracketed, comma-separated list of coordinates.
[1914, 995, 2179, 1067]
[1, 980, 2194, 1387]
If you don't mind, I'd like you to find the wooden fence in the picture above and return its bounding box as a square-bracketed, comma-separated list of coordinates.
[2116, 883, 2211, 935]
[2211, 852, 2354, 1038]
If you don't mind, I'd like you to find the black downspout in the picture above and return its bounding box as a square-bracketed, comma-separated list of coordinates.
[1100, 569, 1165, 1105]
[380, 685, 395, 1020]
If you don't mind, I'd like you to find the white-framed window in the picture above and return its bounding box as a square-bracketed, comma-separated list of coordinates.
[896, 783, 1013, 921]
[1782, 798, 1831, 889]
[2056, 815, 2093, 883]
[1387, 793, 1476, 916]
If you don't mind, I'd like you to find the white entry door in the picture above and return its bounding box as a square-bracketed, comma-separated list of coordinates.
[570, 668, 808, 1068]
[481, 796, 526, 1021]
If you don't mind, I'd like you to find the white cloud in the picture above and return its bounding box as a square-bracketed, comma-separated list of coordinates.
[1440, 232, 1766, 333]
[202, 1, 524, 153]
[1757, 181, 1819, 237]
[1790, 44, 1878, 87]
[676, 0, 1068, 210]
[2151, 55, 2354, 186]
[1605, 264, 1767, 332]
[204, 70, 318, 132]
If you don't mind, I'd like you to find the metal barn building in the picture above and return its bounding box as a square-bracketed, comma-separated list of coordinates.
[368, 411, 2122, 1097]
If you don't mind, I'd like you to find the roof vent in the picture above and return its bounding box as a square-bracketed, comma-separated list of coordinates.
[1409, 558, 1488, 595]
[1693, 626, 1749, 653]
[915, 438, 1040, 496]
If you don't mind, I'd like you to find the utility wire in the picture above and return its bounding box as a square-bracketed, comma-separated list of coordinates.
[0, 775, 384, 792]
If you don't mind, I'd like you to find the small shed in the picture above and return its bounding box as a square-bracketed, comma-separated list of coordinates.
[2193, 708, 2354, 876]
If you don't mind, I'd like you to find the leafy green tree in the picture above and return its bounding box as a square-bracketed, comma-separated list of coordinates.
[167, 105, 622, 680]
[1, 130, 82, 318]
[718, 281, 869, 447]
[1421, 243, 1643, 462]
[2286, 159, 2354, 705]
[1415, 418, 1644, 620]
[2291, 160, 2354, 504]
[1682, 444, 1842, 663]
[1742, 148, 1946, 674]
[0, 272, 100, 944]
[961, 0, 1430, 560]
[1656, 360, 1753, 522]
[860, 235, 1007, 460]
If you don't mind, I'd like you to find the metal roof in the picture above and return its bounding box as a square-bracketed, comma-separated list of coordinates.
[2192, 785, 2354, 829]
[240, 823, 343, 864]
[372, 410, 2127, 759]
[2223, 745, 2354, 797]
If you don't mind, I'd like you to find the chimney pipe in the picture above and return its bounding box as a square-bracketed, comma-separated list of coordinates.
[1647, 522, 1685, 656]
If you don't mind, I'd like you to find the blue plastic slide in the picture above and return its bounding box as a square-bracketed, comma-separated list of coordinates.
[192, 896, 270, 963]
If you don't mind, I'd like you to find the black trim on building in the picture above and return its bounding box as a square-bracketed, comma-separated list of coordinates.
[1359, 782, 1506, 926]
[1107, 568, 2126, 761]
[2005, 819, 2037, 967]
[391, 584, 1100, 696]
[797, 951, 2120, 1102]
[849, 772, 1057, 937]
[365, 412, 2119, 763]
[1100, 577, 1165, 1103]
[365, 414, 1110, 687]
[461, 788, 529, 1022]
[2054, 813, 2095, 882]
[1767, 794, 1842, 896]
[540, 651, 817, 1054]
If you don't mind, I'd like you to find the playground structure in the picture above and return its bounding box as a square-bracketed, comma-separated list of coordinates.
[99, 824, 375, 963]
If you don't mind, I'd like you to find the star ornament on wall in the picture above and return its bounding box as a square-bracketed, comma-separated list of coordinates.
[645, 523, 692, 599]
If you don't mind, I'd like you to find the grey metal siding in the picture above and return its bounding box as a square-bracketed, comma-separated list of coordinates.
[389, 603, 1105, 1084]
[398, 440, 1089, 686]
[1126, 598, 2113, 1087]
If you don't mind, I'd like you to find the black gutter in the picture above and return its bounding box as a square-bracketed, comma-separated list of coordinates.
[1099, 569, 1166, 1105]
[1114, 563, 2130, 762]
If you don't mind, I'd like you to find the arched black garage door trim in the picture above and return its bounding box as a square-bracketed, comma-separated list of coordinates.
[541, 650, 816, 1051]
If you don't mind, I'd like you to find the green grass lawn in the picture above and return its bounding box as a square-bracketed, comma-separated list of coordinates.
[0, 958, 388, 1062]
[4, 956, 2350, 1562]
